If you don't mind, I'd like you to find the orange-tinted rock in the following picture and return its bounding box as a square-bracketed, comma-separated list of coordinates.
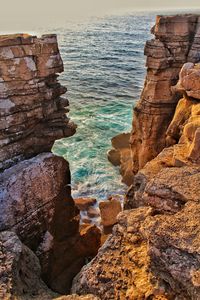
[72, 208, 171, 300]
[143, 202, 200, 299]
[74, 198, 97, 211]
[0, 33, 76, 171]
[173, 62, 200, 100]
[108, 133, 133, 186]
[99, 198, 122, 227]
[130, 15, 200, 176]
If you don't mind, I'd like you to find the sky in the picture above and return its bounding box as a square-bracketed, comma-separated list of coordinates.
[0, 0, 200, 32]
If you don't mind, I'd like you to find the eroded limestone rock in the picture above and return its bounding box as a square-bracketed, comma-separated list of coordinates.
[0, 231, 57, 300]
[72, 208, 170, 300]
[131, 14, 200, 175]
[0, 33, 76, 171]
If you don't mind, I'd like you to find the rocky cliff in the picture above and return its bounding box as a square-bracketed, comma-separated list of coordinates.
[0, 33, 76, 171]
[0, 34, 100, 299]
[72, 15, 200, 299]
[131, 14, 200, 175]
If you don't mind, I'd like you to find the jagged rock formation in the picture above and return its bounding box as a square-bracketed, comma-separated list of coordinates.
[0, 34, 101, 298]
[131, 14, 200, 175]
[73, 15, 200, 299]
[72, 207, 170, 300]
[0, 33, 76, 171]
[0, 231, 57, 300]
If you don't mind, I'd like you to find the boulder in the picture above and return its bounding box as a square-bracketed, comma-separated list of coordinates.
[99, 198, 122, 227]
[74, 198, 97, 211]
[0, 231, 57, 300]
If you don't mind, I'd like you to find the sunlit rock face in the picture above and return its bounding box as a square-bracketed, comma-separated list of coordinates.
[0, 33, 76, 171]
[131, 14, 200, 175]
[73, 16, 200, 300]
[0, 34, 101, 296]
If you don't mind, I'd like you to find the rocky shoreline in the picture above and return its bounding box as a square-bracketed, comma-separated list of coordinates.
[1, 14, 200, 300]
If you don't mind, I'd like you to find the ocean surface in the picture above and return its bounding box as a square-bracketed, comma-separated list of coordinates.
[35, 12, 154, 200]
[50, 13, 155, 199]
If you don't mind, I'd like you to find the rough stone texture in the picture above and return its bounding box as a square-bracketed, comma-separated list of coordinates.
[0, 231, 57, 300]
[172, 62, 200, 99]
[74, 16, 200, 300]
[0, 153, 78, 248]
[126, 60, 200, 210]
[0, 33, 76, 171]
[0, 33, 101, 296]
[0, 152, 101, 294]
[130, 14, 200, 174]
[72, 207, 170, 300]
[143, 202, 200, 300]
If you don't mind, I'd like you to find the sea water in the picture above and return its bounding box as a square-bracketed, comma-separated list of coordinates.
[50, 13, 155, 199]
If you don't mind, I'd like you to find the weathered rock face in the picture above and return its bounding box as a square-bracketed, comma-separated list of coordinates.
[74, 16, 200, 300]
[99, 197, 122, 228]
[0, 33, 76, 171]
[0, 33, 101, 297]
[72, 207, 170, 300]
[0, 149, 101, 295]
[0, 231, 100, 300]
[0, 153, 78, 248]
[126, 61, 200, 211]
[143, 202, 200, 300]
[131, 14, 200, 175]
[0, 231, 57, 300]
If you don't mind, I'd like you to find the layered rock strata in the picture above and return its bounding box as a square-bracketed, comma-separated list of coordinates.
[131, 14, 200, 174]
[0, 33, 76, 171]
[0, 34, 100, 298]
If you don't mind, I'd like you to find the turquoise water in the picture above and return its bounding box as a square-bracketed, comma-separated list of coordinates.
[50, 13, 155, 199]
